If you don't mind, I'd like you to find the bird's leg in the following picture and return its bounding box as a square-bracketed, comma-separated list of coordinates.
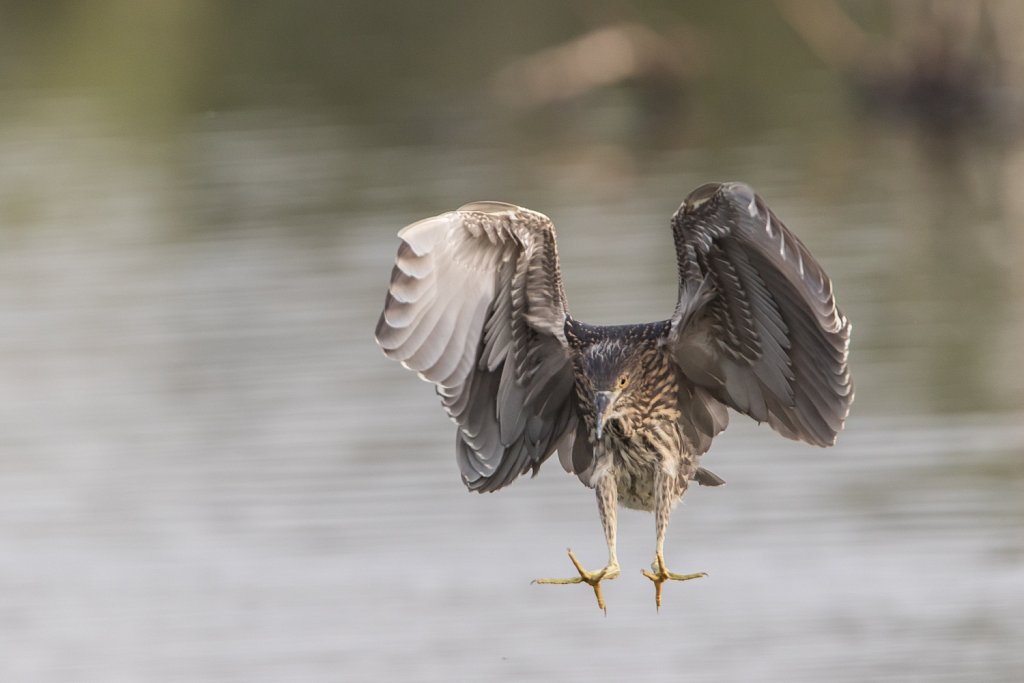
[533, 472, 620, 612]
[641, 465, 706, 609]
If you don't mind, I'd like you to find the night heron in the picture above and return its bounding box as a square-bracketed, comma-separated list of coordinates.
[374, 182, 853, 610]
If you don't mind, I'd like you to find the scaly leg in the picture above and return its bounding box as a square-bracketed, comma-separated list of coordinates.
[534, 472, 620, 612]
[641, 464, 706, 609]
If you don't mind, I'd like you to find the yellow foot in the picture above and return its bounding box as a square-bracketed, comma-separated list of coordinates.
[641, 552, 706, 610]
[532, 548, 620, 613]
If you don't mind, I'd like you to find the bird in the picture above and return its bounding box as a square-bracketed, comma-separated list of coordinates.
[374, 182, 853, 611]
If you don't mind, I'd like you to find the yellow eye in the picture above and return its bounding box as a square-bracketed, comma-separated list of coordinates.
[618, 375, 628, 388]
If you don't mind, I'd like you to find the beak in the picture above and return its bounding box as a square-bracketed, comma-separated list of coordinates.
[594, 391, 617, 440]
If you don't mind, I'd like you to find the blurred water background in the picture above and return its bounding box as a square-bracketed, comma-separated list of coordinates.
[1, 2, 1023, 681]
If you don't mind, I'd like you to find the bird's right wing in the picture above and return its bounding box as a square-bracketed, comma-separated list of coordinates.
[667, 182, 853, 447]
[375, 202, 578, 492]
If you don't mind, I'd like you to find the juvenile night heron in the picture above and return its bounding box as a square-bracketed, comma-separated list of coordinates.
[374, 182, 852, 610]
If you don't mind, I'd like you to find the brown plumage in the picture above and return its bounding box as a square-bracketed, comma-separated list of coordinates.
[374, 183, 853, 610]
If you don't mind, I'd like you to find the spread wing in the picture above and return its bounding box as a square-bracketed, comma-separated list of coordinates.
[374, 202, 578, 492]
[668, 182, 853, 447]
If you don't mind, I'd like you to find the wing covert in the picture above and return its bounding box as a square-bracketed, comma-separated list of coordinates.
[375, 202, 578, 491]
[668, 182, 853, 447]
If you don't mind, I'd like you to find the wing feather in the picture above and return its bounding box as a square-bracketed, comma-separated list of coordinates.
[375, 202, 578, 491]
[669, 182, 853, 447]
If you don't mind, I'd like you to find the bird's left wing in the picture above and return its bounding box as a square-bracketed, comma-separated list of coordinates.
[375, 202, 578, 492]
[667, 182, 853, 447]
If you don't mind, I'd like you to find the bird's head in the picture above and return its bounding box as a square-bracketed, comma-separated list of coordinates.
[579, 339, 654, 440]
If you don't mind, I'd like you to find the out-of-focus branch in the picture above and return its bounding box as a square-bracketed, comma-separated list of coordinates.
[775, 0, 881, 74]
[491, 22, 703, 109]
[778, 0, 1022, 132]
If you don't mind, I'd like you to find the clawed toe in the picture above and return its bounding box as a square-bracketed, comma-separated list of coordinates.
[641, 553, 705, 609]
[533, 548, 620, 612]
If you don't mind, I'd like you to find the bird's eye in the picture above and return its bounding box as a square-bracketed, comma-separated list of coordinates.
[618, 375, 628, 388]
